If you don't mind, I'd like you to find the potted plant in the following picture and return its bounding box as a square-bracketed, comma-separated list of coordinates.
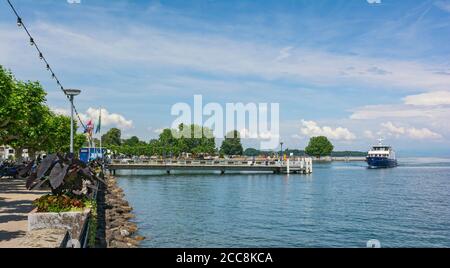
[19, 154, 104, 243]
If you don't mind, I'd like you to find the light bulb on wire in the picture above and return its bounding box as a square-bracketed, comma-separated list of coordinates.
[17, 18, 22, 27]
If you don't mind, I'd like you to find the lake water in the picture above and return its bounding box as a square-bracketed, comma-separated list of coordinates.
[115, 158, 450, 248]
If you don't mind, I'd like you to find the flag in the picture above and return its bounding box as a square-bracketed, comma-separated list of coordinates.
[85, 119, 94, 137]
[95, 109, 102, 134]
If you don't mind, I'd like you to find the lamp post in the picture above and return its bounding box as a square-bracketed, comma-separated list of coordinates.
[280, 142, 284, 162]
[64, 89, 81, 154]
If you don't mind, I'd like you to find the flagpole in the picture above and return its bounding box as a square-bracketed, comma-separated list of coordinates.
[88, 119, 93, 161]
[99, 107, 103, 160]
[88, 135, 91, 162]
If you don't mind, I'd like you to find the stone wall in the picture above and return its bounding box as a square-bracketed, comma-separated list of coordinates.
[96, 175, 144, 248]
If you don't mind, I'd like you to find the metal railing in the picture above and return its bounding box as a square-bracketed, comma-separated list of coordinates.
[110, 158, 311, 167]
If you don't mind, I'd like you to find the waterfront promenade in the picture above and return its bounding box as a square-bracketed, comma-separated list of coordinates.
[0, 177, 47, 248]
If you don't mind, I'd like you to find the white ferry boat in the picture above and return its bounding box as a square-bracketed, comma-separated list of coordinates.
[366, 139, 398, 168]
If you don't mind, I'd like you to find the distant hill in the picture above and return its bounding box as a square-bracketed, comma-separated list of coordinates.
[330, 151, 367, 157]
[243, 148, 366, 157]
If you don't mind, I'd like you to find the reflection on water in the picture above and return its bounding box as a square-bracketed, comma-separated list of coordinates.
[116, 158, 450, 248]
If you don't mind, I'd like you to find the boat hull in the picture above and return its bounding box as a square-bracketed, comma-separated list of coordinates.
[366, 157, 397, 168]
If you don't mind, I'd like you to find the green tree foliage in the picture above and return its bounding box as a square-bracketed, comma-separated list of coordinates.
[158, 128, 179, 156]
[107, 124, 216, 157]
[0, 65, 86, 158]
[45, 113, 86, 154]
[73, 133, 87, 154]
[0, 66, 15, 142]
[180, 124, 216, 156]
[220, 130, 243, 156]
[243, 148, 260, 157]
[154, 124, 216, 157]
[305, 136, 334, 158]
[1, 66, 49, 154]
[102, 128, 122, 146]
[123, 136, 141, 147]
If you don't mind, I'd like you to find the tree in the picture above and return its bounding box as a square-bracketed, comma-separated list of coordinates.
[99, 124, 217, 158]
[123, 136, 140, 147]
[305, 136, 334, 158]
[148, 139, 161, 156]
[158, 128, 179, 156]
[243, 148, 260, 157]
[148, 124, 216, 157]
[0, 66, 16, 143]
[0, 65, 86, 158]
[220, 130, 243, 156]
[102, 128, 122, 146]
[180, 124, 215, 156]
[1, 66, 50, 158]
[73, 133, 87, 154]
[7, 80, 51, 160]
[44, 113, 86, 154]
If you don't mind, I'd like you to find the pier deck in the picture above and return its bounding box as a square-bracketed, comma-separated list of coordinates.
[107, 158, 313, 175]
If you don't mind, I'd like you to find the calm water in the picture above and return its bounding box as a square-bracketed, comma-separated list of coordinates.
[116, 158, 450, 248]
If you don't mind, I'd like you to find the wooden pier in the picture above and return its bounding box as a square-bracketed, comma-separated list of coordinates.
[107, 158, 313, 175]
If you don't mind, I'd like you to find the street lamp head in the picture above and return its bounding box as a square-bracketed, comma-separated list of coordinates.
[64, 89, 81, 97]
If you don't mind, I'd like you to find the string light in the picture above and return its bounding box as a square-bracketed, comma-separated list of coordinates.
[7, 0, 87, 130]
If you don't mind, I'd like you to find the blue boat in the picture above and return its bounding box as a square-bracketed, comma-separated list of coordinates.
[366, 139, 398, 168]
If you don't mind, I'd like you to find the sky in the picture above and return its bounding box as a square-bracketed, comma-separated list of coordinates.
[1, 0, 450, 156]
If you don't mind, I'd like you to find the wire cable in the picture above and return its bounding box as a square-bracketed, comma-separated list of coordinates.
[6, 0, 87, 130]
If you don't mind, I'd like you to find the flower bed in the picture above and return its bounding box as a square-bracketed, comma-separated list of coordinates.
[33, 194, 95, 213]
[17, 154, 104, 247]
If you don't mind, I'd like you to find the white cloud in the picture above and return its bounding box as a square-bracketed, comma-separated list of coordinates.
[350, 89, 450, 139]
[238, 128, 279, 140]
[299, 120, 356, 141]
[51, 107, 133, 129]
[403, 91, 450, 106]
[381, 122, 442, 140]
[350, 104, 450, 120]
[381, 122, 406, 136]
[408, 128, 442, 140]
[52, 108, 70, 116]
[259, 131, 279, 140]
[364, 130, 376, 139]
[239, 128, 259, 139]
[275, 46, 293, 61]
[2, 21, 450, 93]
[435, 1, 450, 12]
[367, 0, 382, 4]
[84, 108, 133, 129]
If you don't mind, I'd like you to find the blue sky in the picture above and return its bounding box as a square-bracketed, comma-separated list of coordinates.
[1, 0, 450, 155]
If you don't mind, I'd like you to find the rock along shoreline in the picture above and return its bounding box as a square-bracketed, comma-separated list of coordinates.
[96, 174, 144, 248]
